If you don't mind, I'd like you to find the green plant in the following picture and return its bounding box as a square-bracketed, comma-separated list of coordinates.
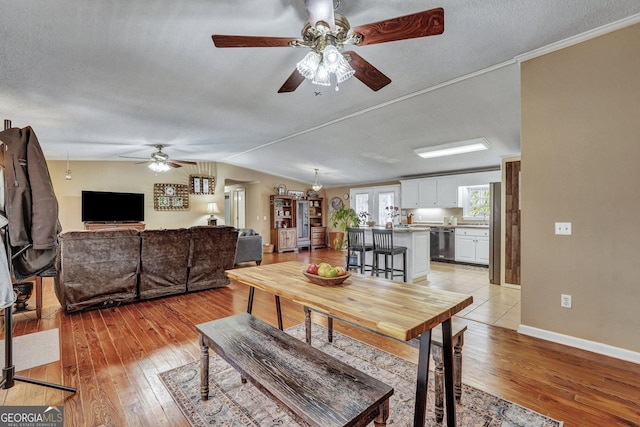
[329, 205, 360, 250]
[330, 205, 360, 232]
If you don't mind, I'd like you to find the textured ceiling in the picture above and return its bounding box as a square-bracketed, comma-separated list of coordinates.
[1, 1, 639, 187]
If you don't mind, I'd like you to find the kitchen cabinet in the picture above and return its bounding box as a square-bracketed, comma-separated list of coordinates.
[455, 228, 489, 265]
[400, 177, 457, 208]
[401, 180, 420, 208]
[435, 177, 458, 207]
[276, 229, 297, 253]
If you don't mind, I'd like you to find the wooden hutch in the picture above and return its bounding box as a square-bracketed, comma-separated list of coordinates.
[270, 195, 325, 253]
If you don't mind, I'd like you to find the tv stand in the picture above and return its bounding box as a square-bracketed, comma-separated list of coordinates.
[84, 222, 146, 231]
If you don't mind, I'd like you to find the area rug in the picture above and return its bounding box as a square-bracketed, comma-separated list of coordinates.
[159, 324, 563, 427]
[0, 328, 60, 372]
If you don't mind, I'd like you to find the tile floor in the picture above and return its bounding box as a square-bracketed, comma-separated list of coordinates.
[420, 261, 521, 330]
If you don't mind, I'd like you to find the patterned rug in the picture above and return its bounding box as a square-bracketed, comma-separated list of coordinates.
[159, 323, 563, 427]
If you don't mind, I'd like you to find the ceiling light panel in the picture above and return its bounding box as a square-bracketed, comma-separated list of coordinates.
[415, 137, 491, 159]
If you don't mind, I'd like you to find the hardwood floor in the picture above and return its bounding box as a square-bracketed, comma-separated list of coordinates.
[2, 248, 639, 426]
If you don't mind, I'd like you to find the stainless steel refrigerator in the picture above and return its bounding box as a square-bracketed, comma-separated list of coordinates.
[489, 182, 501, 284]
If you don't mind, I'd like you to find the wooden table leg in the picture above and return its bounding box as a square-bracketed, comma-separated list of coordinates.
[442, 318, 457, 427]
[35, 276, 43, 320]
[275, 296, 283, 330]
[199, 334, 210, 401]
[413, 329, 432, 427]
[304, 306, 312, 344]
[247, 287, 255, 313]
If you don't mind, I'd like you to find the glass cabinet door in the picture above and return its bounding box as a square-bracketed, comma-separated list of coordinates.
[296, 200, 309, 239]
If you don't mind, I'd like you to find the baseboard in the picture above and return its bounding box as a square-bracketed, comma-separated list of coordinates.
[518, 324, 640, 364]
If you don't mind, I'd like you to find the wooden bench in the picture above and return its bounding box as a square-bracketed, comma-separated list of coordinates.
[305, 308, 467, 424]
[196, 312, 394, 427]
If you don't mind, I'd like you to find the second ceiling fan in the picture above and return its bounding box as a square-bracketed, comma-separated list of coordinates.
[212, 0, 444, 93]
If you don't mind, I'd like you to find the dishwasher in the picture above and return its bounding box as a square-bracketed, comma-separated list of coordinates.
[430, 227, 455, 261]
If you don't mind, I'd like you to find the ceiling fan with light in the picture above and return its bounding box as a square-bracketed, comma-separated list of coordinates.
[121, 145, 197, 173]
[212, 0, 444, 92]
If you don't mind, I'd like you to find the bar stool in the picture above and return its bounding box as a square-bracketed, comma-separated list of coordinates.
[371, 228, 407, 282]
[345, 228, 373, 274]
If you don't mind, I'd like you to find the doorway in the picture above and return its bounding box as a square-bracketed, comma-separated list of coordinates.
[224, 185, 246, 228]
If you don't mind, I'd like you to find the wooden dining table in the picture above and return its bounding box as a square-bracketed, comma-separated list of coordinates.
[225, 261, 473, 427]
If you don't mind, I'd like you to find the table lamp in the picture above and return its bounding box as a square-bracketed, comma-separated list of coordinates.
[207, 202, 220, 226]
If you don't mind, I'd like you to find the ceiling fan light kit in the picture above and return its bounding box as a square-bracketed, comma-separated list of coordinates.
[211, 2, 444, 93]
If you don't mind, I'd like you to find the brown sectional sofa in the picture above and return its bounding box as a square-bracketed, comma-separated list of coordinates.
[54, 226, 238, 313]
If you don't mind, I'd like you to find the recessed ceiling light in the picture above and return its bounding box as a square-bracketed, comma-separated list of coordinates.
[415, 137, 491, 159]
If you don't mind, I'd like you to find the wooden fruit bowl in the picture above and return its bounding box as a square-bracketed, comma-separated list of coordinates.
[302, 270, 351, 286]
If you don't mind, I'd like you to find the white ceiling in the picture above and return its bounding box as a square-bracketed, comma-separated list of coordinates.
[1, 1, 639, 187]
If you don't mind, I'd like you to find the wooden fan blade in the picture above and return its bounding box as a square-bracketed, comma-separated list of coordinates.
[212, 35, 296, 48]
[172, 159, 198, 166]
[351, 7, 444, 46]
[345, 51, 391, 91]
[167, 162, 183, 169]
[278, 69, 305, 93]
[304, 0, 335, 28]
[134, 161, 151, 165]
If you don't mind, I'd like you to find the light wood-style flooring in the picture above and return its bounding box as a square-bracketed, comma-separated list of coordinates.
[1, 248, 639, 426]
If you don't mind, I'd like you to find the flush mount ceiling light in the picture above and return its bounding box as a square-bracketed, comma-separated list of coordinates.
[311, 168, 323, 192]
[415, 137, 491, 159]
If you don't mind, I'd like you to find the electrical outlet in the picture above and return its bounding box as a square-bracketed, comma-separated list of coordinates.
[561, 294, 572, 308]
[555, 222, 572, 235]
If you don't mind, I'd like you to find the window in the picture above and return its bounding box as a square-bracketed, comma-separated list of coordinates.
[377, 191, 395, 225]
[461, 185, 490, 219]
[350, 185, 400, 225]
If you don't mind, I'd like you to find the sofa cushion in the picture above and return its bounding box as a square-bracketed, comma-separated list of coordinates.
[187, 226, 239, 292]
[55, 228, 139, 312]
[139, 228, 190, 300]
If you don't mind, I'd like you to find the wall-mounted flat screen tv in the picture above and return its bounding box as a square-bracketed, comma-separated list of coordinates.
[81, 191, 145, 223]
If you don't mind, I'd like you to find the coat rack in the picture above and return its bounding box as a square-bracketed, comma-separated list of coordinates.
[1, 118, 76, 394]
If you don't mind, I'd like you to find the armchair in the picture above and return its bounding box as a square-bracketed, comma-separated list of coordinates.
[234, 229, 263, 265]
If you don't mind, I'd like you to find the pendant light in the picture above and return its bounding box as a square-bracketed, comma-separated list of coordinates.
[65, 152, 72, 180]
[311, 168, 322, 192]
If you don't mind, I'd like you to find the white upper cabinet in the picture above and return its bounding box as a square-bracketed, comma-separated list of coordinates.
[400, 179, 420, 208]
[400, 177, 457, 208]
[435, 177, 458, 207]
[401, 171, 499, 209]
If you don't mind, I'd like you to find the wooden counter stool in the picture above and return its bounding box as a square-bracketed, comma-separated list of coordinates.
[371, 228, 407, 282]
[346, 228, 373, 274]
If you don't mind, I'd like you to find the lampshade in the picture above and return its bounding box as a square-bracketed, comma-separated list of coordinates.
[322, 45, 341, 73]
[207, 202, 220, 215]
[311, 63, 331, 86]
[297, 45, 354, 88]
[334, 55, 355, 84]
[296, 51, 321, 80]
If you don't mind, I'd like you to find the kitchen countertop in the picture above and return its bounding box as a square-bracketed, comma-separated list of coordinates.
[362, 225, 430, 232]
[409, 223, 490, 229]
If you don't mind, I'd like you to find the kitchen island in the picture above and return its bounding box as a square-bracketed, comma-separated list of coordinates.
[361, 226, 430, 283]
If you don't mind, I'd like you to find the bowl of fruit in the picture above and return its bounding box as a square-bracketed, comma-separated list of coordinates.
[303, 262, 351, 286]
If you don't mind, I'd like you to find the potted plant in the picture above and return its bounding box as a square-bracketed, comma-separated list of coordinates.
[328, 205, 359, 250]
[359, 211, 376, 227]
